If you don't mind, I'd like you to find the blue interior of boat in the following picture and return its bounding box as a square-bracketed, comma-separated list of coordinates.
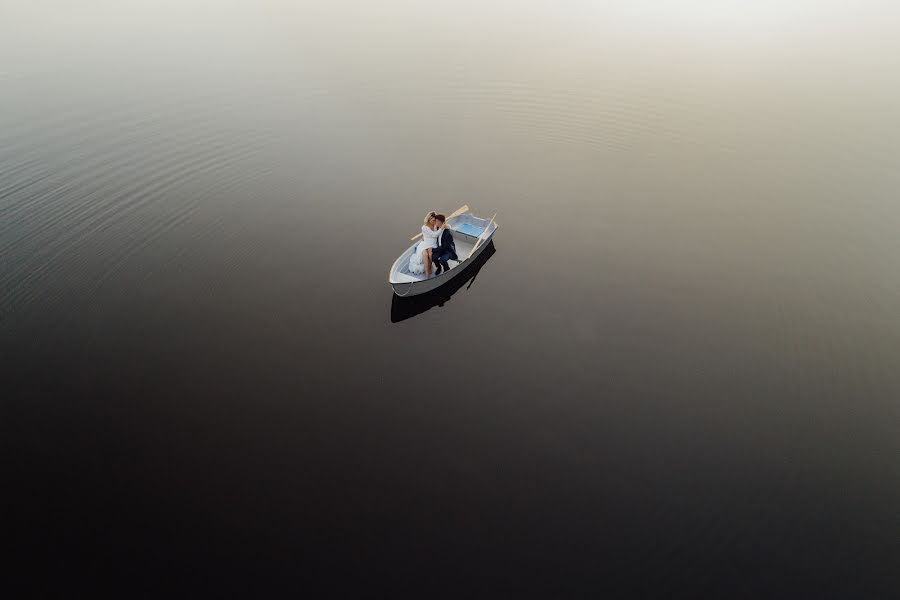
[455, 223, 484, 237]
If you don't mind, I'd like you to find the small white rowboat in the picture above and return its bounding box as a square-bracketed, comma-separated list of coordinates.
[389, 209, 499, 297]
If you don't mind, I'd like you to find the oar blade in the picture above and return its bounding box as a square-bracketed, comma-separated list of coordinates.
[447, 204, 469, 220]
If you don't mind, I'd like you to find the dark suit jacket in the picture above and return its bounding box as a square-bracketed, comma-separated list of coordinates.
[435, 227, 458, 261]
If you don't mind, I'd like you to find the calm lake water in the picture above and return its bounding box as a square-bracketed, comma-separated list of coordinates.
[4, 1, 899, 596]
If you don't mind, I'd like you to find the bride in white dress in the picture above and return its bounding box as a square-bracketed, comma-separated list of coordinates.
[409, 211, 440, 277]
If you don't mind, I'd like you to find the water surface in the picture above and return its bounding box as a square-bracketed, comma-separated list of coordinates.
[4, 1, 899, 596]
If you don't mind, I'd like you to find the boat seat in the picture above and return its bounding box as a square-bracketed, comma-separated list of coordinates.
[454, 223, 484, 237]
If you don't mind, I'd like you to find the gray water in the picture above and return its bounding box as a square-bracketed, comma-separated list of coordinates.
[4, 2, 899, 596]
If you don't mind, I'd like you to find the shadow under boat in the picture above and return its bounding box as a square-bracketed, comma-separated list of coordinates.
[390, 241, 497, 323]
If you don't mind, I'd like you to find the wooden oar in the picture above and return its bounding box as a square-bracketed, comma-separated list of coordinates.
[448, 203, 470, 220]
[465, 212, 497, 260]
[410, 204, 469, 241]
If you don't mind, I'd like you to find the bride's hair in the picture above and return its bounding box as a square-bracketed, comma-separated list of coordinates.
[423, 211, 436, 225]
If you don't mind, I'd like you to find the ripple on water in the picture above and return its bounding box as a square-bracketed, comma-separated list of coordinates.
[0, 90, 271, 324]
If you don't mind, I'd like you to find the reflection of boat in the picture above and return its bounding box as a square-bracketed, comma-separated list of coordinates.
[389, 211, 499, 297]
[390, 242, 497, 323]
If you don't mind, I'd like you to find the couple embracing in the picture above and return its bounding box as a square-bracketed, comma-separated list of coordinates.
[410, 211, 457, 278]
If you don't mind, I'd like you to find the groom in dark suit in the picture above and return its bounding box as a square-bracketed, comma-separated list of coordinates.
[431, 213, 458, 275]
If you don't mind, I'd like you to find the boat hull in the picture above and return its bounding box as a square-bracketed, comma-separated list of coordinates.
[391, 242, 496, 322]
[391, 232, 495, 297]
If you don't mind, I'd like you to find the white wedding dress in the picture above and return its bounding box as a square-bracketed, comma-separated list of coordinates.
[408, 226, 440, 276]
[408, 241, 429, 275]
